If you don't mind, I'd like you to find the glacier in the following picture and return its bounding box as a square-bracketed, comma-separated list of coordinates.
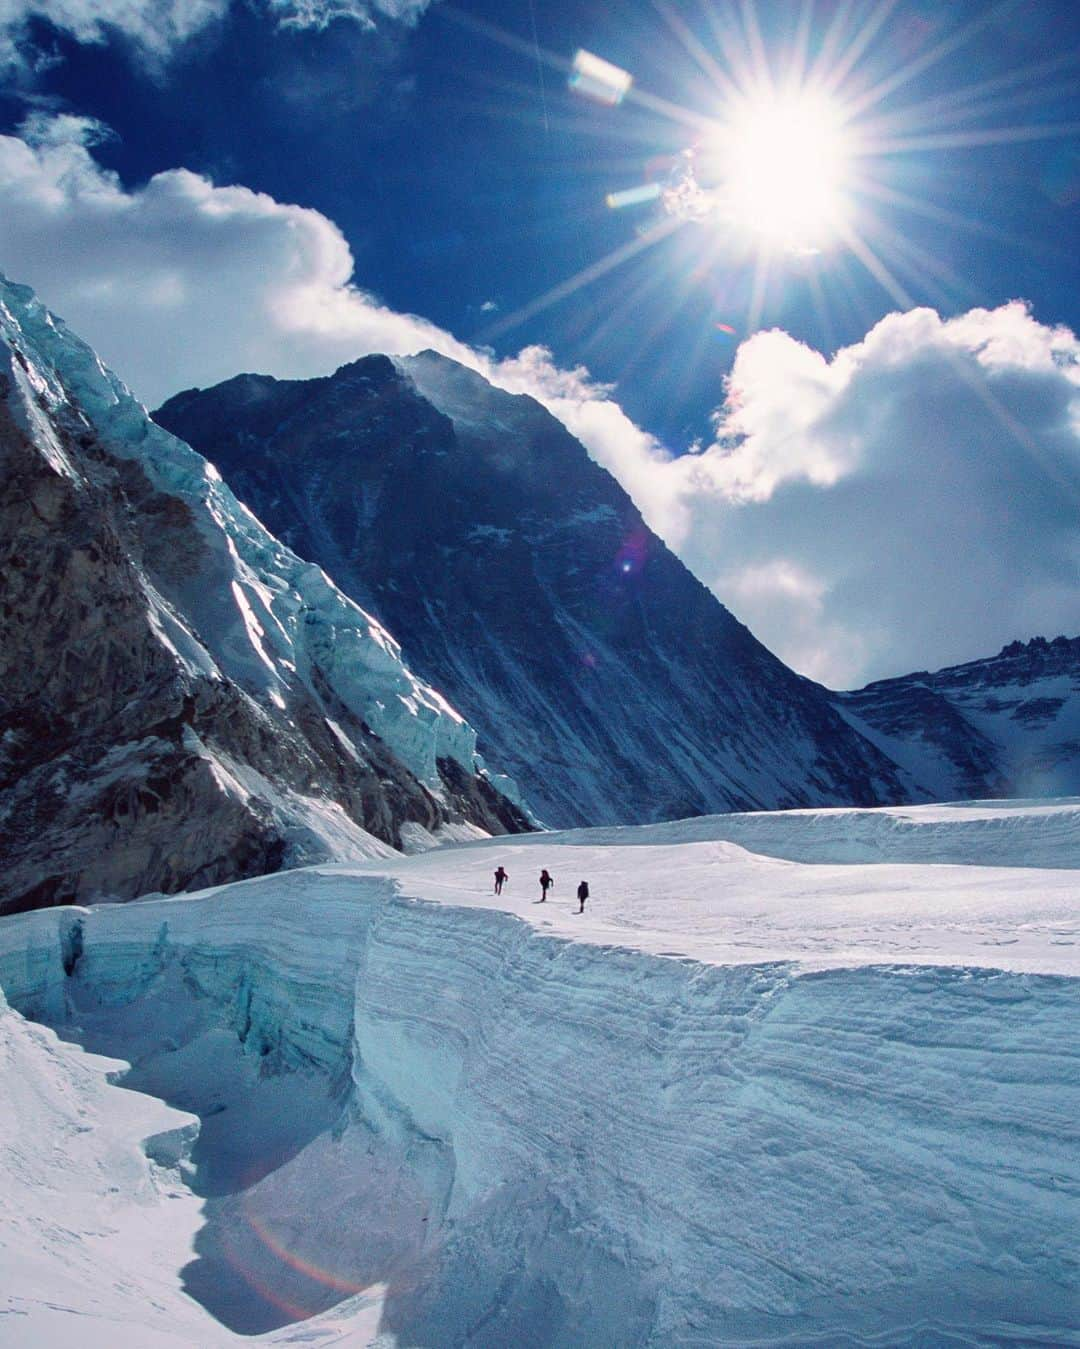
[0, 273, 480, 791]
[1, 799, 1077, 1346]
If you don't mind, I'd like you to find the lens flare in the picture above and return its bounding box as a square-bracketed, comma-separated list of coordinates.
[569, 49, 633, 106]
[615, 528, 649, 577]
[606, 182, 662, 210]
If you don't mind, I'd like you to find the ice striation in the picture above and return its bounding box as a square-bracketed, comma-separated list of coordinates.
[1, 800, 1077, 1346]
[0, 274, 530, 914]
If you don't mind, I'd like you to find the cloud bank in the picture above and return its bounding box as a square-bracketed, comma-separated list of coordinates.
[0, 117, 1076, 687]
[495, 304, 1080, 687]
[672, 305, 1080, 685]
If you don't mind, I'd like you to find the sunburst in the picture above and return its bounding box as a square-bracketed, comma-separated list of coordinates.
[446, 2, 1079, 359]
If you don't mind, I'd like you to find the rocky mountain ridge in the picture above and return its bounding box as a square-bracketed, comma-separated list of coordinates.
[834, 635, 1080, 801]
[156, 350, 919, 827]
[0, 276, 528, 916]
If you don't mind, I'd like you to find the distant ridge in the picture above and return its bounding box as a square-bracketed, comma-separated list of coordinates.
[833, 634, 1080, 801]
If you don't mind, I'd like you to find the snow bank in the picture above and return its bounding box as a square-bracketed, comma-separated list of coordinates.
[0, 983, 211, 1346]
[1, 802, 1077, 1345]
[516, 795, 1080, 869]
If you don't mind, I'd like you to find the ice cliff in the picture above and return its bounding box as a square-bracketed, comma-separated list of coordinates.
[1, 799, 1076, 1345]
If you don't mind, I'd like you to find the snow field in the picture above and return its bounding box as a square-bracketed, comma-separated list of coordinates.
[0, 800, 1078, 1345]
[505, 796, 1080, 869]
[0, 984, 210, 1346]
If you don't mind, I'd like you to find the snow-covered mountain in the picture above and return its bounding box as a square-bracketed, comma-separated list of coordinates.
[835, 635, 1080, 800]
[155, 350, 916, 827]
[0, 276, 529, 915]
[2, 799, 1077, 1344]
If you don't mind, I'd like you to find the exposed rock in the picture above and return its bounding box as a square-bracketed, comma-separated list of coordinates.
[834, 635, 1080, 800]
[156, 351, 918, 826]
[0, 275, 530, 915]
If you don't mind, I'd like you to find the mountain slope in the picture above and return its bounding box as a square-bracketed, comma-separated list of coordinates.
[0, 276, 528, 915]
[835, 635, 1080, 800]
[156, 350, 917, 827]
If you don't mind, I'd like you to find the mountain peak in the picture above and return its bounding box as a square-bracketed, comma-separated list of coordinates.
[157, 354, 916, 826]
[331, 352, 399, 385]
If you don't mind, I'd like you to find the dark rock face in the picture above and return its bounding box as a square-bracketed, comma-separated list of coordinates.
[835, 636, 1080, 800]
[156, 351, 916, 826]
[0, 293, 528, 916]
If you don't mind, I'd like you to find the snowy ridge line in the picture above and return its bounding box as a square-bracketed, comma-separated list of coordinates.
[0, 272, 493, 793]
[1, 871, 1077, 1346]
[489, 797, 1080, 869]
[833, 635, 1080, 803]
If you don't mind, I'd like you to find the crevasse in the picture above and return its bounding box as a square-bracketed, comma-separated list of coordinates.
[1, 874, 1076, 1346]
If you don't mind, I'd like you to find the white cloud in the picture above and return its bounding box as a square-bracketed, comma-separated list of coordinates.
[0, 117, 483, 396]
[0, 0, 432, 67]
[0, 117, 1076, 689]
[267, 0, 430, 31]
[490, 344, 688, 542]
[0, 0, 229, 66]
[672, 305, 1080, 685]
[477, 305, 1080, 688]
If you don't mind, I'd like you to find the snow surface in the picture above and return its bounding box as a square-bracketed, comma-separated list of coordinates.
[1, 800, 1078, 1345]
[0, 273, 488, 793]
[960, 675, 1080, 797]
[507, 796, 1080, 873]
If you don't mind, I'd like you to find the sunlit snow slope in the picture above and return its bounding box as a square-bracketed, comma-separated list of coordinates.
[1, 800, 1077, 1346]
[835, 636, 1080, 801]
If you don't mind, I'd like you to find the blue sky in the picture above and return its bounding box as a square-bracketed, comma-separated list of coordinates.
[0, 0, 1077, 683]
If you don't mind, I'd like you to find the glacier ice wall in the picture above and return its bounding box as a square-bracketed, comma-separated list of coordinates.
[1, 877, 1077, 1346]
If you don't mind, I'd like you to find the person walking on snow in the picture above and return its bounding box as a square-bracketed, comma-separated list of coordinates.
[576, 880, 589, 914]
[539, 869, 554, 902]
[493, 865, 508, 895]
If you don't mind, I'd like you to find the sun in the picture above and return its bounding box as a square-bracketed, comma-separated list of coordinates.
[702, 89, 855, 253]
[470, 4, 1080, 349]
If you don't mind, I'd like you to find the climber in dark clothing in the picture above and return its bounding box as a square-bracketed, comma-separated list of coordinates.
[539, 869, 554, 901]
[494, 865, 508, 895]
[576, 880, 589, 914]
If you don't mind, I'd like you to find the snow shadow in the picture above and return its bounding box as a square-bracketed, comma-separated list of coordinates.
[40, 942, 660, 1343]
